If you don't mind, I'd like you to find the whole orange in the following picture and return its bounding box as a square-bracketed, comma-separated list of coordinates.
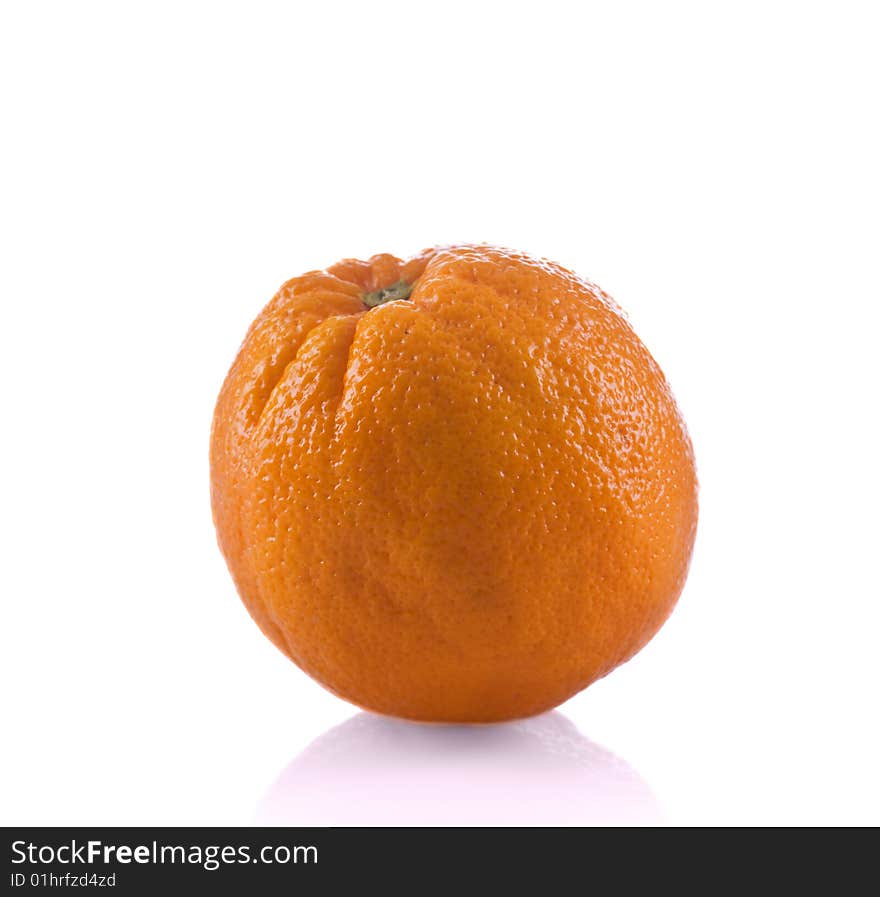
[211, 245, 697, 722]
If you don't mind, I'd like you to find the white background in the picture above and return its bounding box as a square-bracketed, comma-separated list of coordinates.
[2, 1, 878, 826]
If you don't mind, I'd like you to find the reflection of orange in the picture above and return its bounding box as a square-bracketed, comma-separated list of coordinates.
[211, 245, 698, 722]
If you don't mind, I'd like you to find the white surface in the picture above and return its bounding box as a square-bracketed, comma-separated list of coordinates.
[1, 2, 878, 826]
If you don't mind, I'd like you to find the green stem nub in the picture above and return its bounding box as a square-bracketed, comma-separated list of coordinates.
[363, 279, 414, 308]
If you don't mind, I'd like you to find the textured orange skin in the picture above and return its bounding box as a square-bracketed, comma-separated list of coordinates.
[211, 245, 698, 722]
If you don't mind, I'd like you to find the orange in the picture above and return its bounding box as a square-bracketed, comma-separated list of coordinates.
[211, 245, 697, 722]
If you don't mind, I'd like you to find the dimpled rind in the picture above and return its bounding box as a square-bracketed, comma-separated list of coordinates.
[210, 245, 698, 722]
